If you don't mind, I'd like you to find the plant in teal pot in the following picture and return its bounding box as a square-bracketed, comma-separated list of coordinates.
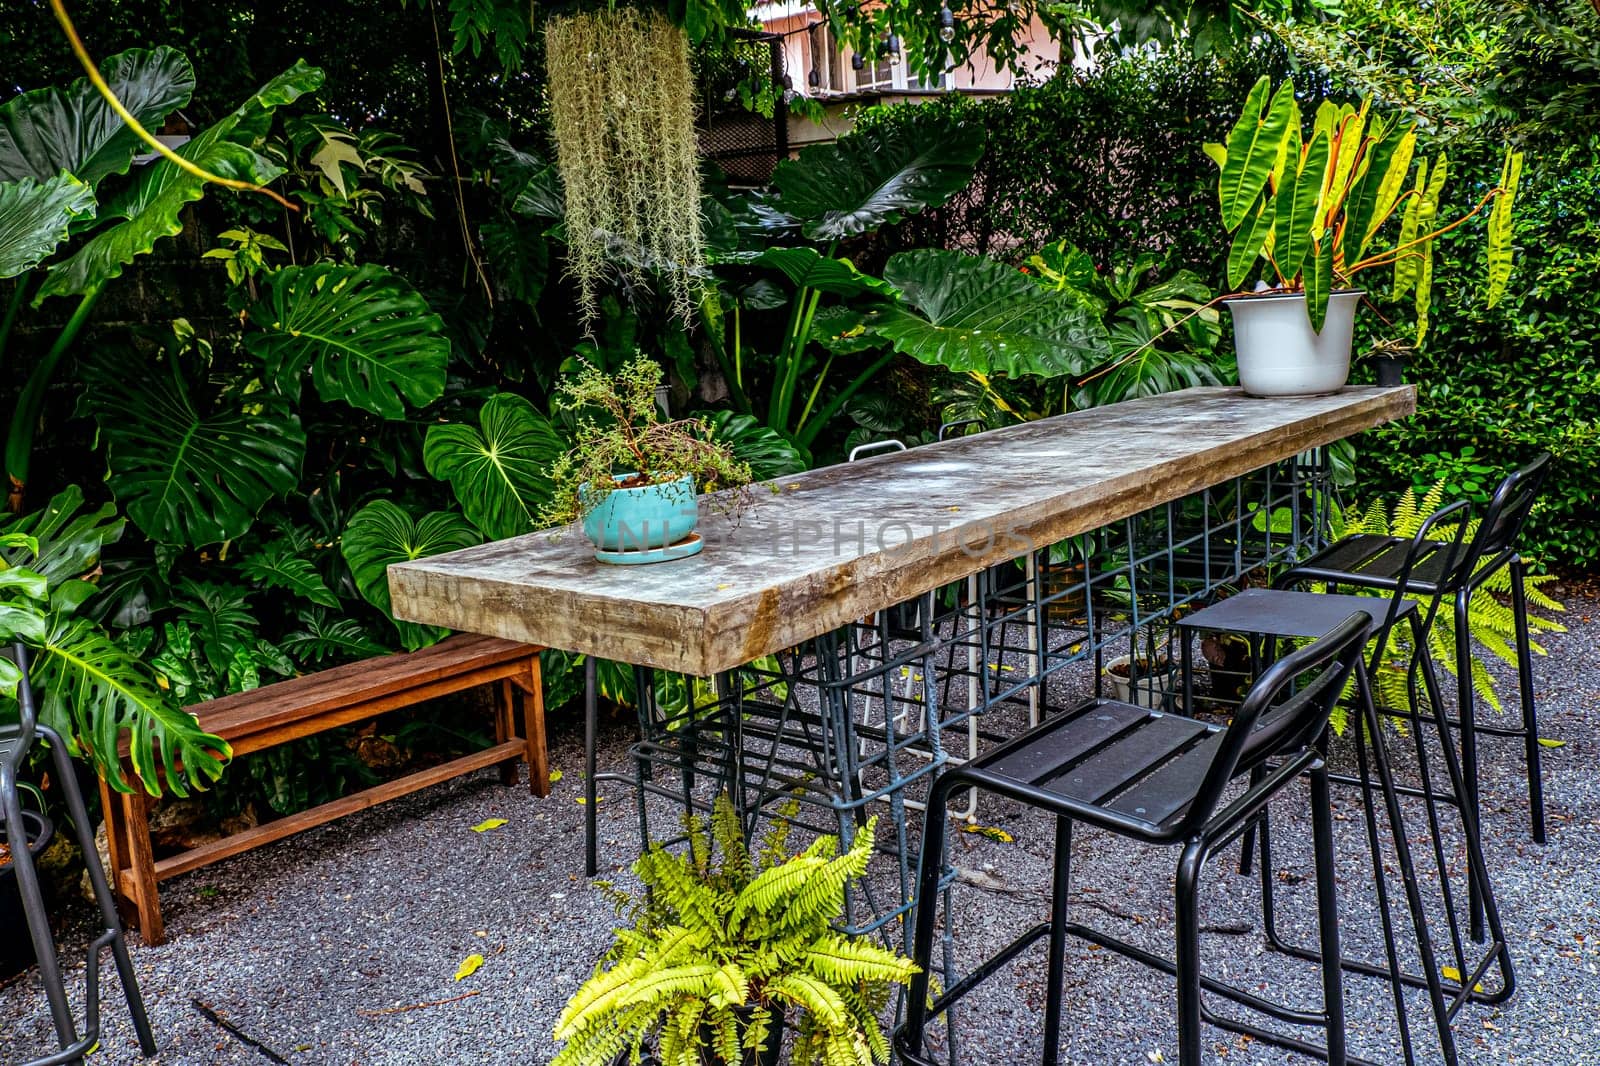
[542, 358, 754, 564]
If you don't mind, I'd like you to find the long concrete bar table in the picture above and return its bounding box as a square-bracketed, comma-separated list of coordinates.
[388, 386, 1416, 676]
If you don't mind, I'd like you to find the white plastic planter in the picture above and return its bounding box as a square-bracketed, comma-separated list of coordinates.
[1225, 290, 1364, 397]
[1103, 654, 1174, 709]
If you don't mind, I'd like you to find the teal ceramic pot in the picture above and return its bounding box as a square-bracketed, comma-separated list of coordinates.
[581, 474, 698, 554]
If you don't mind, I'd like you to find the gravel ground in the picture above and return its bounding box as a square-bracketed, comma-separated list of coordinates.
[3, 582, 1598, 1066]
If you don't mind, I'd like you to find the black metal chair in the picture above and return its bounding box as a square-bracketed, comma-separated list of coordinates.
[1268, 452, 1552, 841]
[2, 644, 156, 1065]
[896, 612, 1373, 1066]
[1174, 498, 1517, 1066]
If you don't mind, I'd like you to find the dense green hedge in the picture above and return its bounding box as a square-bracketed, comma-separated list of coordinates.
[859, 57, 1600, 572]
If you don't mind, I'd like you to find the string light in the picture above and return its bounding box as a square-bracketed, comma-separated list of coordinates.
[939, 3, 956, 43]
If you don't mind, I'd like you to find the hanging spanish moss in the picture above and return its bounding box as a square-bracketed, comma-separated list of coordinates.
[545, 7, 704, 325]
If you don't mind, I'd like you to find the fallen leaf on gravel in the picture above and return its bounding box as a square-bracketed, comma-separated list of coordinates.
[548, 769, 564, 783]
[470, 818, 508, 833]
[962, 824, 1015, 844]
[1440, 965, 1485, 992]
[1538, 738, 1568, 748]
[577, 796, 605, 805]
[455, 954, 484, 981]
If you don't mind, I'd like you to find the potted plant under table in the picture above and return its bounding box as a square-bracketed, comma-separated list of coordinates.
[1207, 77, 1524, 396]
[542, 358, 755, 564]
[551, 797, 917, 1066]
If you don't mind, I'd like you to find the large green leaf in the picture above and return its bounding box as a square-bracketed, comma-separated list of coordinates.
[772, 118, 985, 240]
[81, 358, 306, 547]
[1272, 131, 1330, 284]
[1485, 149, 1523, 308]
[341, 501, 480, 651]
[0, 47, 195, 188]
[0, 485, 124, 586]
[704, 411, 809, 479]
[0, 174, 96, 278]
[36, 61, 323, 302]
[247, 263, 450, 419]
[424, 392, 565, 540]
[872, 250, 1109, 378]
[27, 614, 229, 797]
[748, 247, 894, 297]
[1218, 77, 1297, 232]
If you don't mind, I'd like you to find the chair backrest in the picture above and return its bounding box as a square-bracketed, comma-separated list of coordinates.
[2, 643, 38, 778]
[1184, 610, 1372, 833]
[1455, 452, 1551, 581]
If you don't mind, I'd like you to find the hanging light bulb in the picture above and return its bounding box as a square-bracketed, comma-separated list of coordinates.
[852, 51, 865, 70]
[808, 67, 821, 88]
[887, 34, 901, 57]
[939, 3, 956, 44]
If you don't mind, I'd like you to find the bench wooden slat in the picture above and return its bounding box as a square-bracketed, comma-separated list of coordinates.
[150, 740, 527, 882]
[190, 634, 535, 738]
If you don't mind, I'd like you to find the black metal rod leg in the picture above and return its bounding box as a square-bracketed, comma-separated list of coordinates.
[43, 733, 157, 1056]
[1, 773, 78, 1052]
[1174, 840, 1207, 1066]
[1510, 556, 1545, 843]
[1041, 816, 1072, 1066]
[902, 778, 957, 1061]
[1452, 586, 1486, 943]
[584, 655, 600, 878]
[1309, 760, 1347, 1066]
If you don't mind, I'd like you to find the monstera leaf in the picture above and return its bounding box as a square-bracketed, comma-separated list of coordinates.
[37, 61, 323, 302]
[82, 358, 306, 547]
[27, 613, 229, 797]
[0, 485, 124, 586]
[772, 118, 985, 240]
[704, 410, 809, 478]
[341, 501, 480, 651]
[872, 250, 1110, 378]
[247, 263, 450, 419]
[0, 46, 195, 187]
[0, 174, 95, 278]
[424, 393, 565, 540]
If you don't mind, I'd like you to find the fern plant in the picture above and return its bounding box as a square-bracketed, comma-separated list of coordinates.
[553, 797, 918, 1066]
[1326, 482, 1564, 728]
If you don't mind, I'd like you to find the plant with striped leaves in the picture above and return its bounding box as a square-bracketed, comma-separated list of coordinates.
[553, 796, 917, 1066]
[1207, 76, 1524, 341]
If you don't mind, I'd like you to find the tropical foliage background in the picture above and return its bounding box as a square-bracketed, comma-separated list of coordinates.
[1, 0, 1594, 829]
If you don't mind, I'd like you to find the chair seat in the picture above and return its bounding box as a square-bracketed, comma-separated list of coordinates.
[1177, 588, 1395, 641]
[1290, 533, 1455, 593]
[976, 698, 1226, 835]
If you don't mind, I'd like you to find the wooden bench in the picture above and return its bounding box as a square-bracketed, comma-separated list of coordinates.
[99, 634, 547, 945]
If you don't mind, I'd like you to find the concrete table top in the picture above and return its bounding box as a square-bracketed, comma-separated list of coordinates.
[389, 385, 1415, 676]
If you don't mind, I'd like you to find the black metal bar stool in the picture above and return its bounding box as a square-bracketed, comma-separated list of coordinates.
[896, 612, 1373, 1066]
[1271, 453, 1552, 841]
[1175, 502, 1517, 1066]
[2, 644, 157, 1065]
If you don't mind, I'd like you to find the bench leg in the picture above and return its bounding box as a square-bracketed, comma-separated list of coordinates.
[522, 657, 550, 798]
[495, 681, 519, 787]
[117, 789, 166, 946]
[98, 776, 134, 923]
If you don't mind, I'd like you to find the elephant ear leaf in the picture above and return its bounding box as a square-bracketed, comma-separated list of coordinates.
[772, 116, 985, 240]
[341, 501, 480, 651]
[0, 174, 96, 278]
[703, 411, 809, 479]
[80, 357, 306, 548]
[424, 393, 565, 540]
[1485, 148, 1522, 309]
[0, 46, 195, 187]
[29, 614, 229, 797]
[36, 61, 323, 303]
[872, 249, 1110, 378]
[1218, 77, 1297, 232]
[248, 263, 450, 419]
